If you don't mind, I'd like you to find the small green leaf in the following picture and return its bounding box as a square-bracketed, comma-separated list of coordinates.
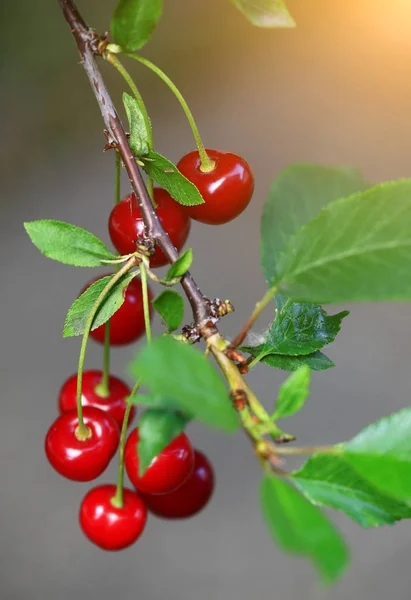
[260, 475, 349, 582]
[63, 273, 135, 337]
[165, 249, 193, 281]
[293, 454, 411, 528]
[129, 336, 239, 432]
[111, 0, 163, 51]
[138, 409, 188, 476]
[275, 180, 411, 303]
[273, 366, 310, 420]
[231, 0, 295, 27]
[24, 220, 115, 267]
[142, 151, 204, 206]
[343, 407, 411, 500]
[152, 290, 184, 331]
[123, 93, 150, 157]
[241, 346, 335, 371]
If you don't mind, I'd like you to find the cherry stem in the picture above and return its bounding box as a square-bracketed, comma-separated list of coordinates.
[106, 52, 155, 202]
[111, 379, 142, 509]
[124, 53, 215, 173]
[140, 261, 152, 345]
[75, 256, 138, 438]
[231, 286, 278, 349]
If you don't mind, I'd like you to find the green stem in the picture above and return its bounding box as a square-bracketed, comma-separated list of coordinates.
[140, 261, 152, 345]
[75, 257, 138, 439]
[124, 53, 215, 173]
[231, 286, 278, 349]
[111, 379, 142, 509]
[95, 321, 111, 398]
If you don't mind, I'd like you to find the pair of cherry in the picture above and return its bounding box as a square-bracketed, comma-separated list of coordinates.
[46, 372, 214, 550]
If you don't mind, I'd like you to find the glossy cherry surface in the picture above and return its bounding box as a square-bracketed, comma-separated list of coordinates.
[141, 449, 214, 519]
[79, 485, 147, 551]
[177, 149, 254, 225]
[45, 407, 120, 481]
[108, 189, 191, 268]
[85, 275, 152, 346]
[125, 429, 194, 495]
[58, 370, 135, 428]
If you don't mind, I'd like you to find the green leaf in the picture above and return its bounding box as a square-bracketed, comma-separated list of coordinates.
[111, 0, 163, 51]
[343, 407, 411, 500]
[165, 249, 193, 281]
[152, 290, 184, 331]
[129, 336, 239, 432]
[24, 220, 115, 267]
[261, 164, 367, 288]
[293, 454, 411, 529]
[260, 475, 349, 582]
[275, 180, 411, 303]
[138, 409, 188, 476]
[142, 151, 204, 206]
[63, 273, 135, 337]
[273, 366, 310, 419]
[241, 347, 335, 371]
[231, 0, 295, 27]
[123, 93, 150, 157]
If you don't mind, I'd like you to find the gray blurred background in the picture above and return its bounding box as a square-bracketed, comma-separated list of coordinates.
[2, 0, 411, 598]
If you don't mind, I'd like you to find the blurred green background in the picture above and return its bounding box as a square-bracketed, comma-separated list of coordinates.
[2, 1, 411, 598]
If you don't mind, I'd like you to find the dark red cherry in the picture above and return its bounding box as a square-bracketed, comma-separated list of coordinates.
[108, 189, 191, 268]
[83, 275, 152, 346]
[141, 449, 214, 519]
[45, 407, 120, 481]
[79, 484, 147, 551]
[125, 429, 194, 495]
[177, 149, 254, 225]
[58, 370, 135, 429]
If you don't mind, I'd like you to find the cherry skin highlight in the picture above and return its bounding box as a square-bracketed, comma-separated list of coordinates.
[108, 188, 191, 268]
[141, 449, 214, 519]
[125, 429, 194, 495]
[177, 149, 254, 225]
[45, 406, 120, 481]
[58, 370, 135, 429]
[83, 275, 152, 346]
[79, 484, 147, 551]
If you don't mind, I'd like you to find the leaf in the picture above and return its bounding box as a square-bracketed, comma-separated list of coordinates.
[275, 180, 411, 303]
[260, 475, 349, 582]
[241, 346, 335, 371]
[292, 454, 411, 529]
[165, 249, 193, 281]
[343, 407, 411, 500]
[138, 409, 188, 475]
[123, 93, 150, 157]
[129, 336, 239, 431]
[24, 220, 115, 267]
[111, 0, 163, 51]
[231, 0, 295, 27]
[152, 290, 184, 331]
[63, 273, 135, 337]
[142, 151, 204, 206]
[273, 366, 310, 419]
[261, 164, 367, 288]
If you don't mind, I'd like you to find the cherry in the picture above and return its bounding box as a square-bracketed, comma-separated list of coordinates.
[58, 370, 136, 429]
[79, 485, 147, 551]
[84, 275, 153, 346]
[45, 407, 120, 481]
[125, 429, 194, 495]
[141, 449, 214, 519]
[177, 149, 254, 225]
[108, 189, 191, 268]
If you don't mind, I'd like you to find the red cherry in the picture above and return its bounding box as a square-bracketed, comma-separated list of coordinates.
[125, 429, 194, 495]
[58, 370, 136, 429]
[45, 407, 120, 481]
[177, 149, 254, 225]
[108, 189, 191, 268]
[79, 485, 147, 551]
[141, 449, 214, 519]
[83, 275, 152, 346]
